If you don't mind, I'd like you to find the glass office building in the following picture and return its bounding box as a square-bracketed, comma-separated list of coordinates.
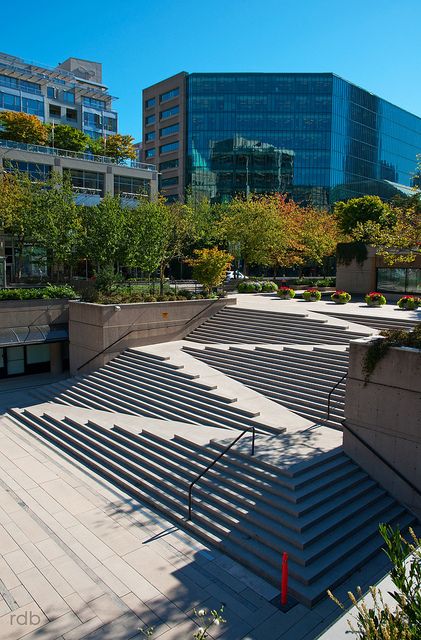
[143, 72, 421, 206]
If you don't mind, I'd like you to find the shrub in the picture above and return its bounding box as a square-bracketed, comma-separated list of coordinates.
[331, 290, 352, 304]
[237, 281, 262, 293]
[315, 277, 335, 287]
[363, 324, 421, 381]
[0, 285, 77, 300]
[397, 295, 420, 310]
[302, 288, 322, 301]
[261, 281, 278, 292]
[365, 291, 387, 306]
[186, 248, 233, 295]
[277, 286, 295, 299]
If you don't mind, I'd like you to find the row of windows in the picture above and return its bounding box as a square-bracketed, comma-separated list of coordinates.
[114, 175, 150, 197]
[160, 141, 179, 154]
[0, 74, 41, 95]
[49, 104, 77, 121]
[160, 105, 179, 120]
[5, 161, 51, 180]
[145, 131, 155, 142]
[47, 87, 75, 103]
[82, 96, 106, 109]
[160, 123, 179, 137]
[0, 91, 44, 116]
[189, 113, 332, 131]
[145, 114, 155, 125]
[145, 97, 156, 109]
[160, 176, 179, 187]
[160, 87, 179, 103]
[145, 148, 155, 158]
[188, 74, 333, 95]
[189, 94, 332, 113]
[160, 158, 179, 171]
[82, 112, 117, 132]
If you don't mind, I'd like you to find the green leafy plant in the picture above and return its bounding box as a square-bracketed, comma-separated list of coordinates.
[277, 286, 295, 299]
[365, 291, 387, 306]
[302, 288, 321, 301]
[328, 526, 421, 639]
[315, 277, 335, 287]
[363, 324, 421, 382]
[261, 281, 278, 292]
[237, 281, 263, 293]
[397, 295, 420, 310]
[186, 247, 233, 295]
[0, 284, 77, 300]
[331, 290, 351, 304]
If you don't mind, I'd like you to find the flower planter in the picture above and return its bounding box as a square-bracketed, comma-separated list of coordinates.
[331, 290, 351, 304]
[365, 292, 386, 307]
[333, 299, 348, 304]
[302, 288, 322, 302]
[367, 301, 383, 307]
[397, 296, 420, 311]
[277, 287, 295, 300]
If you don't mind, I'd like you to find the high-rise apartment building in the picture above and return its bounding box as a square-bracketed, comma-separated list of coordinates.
[0, 51, 117, 138]
[142, 72, 421, 206]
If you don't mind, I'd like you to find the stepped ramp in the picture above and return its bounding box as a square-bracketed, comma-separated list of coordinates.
[7, 404, 417, 608]
[53, 348, 285, 435]
[185, 306, 369, 344]
[183, 344, 349, 428]
[321, 311, 420, 332]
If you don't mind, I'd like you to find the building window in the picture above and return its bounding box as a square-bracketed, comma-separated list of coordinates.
[160, 105, 179, 120]
[145, 97, 156, 108]
[103, 116, 117, 132]
[160, 123, 179, 138]
[114, 175, 150, 198]
[22, 98, 44, 116]
[6, 161, 51, 181]
[84, 112, 102, 129]
[160, 158, 179, 171]
[49, 104, 61, 118]
[66, 108, 77, 121]
[68, 169, 104, 195]
[161, 176, 179, 187]
[63, 91, 75, 104]
[83, 96, 105, 109]
[160, 88, 179, 103]
[145, 131, 155, 142]
[0, 91, 20, 111]
[145, 148, 155, 158]
[0, 75, 41, 95]
[145, 114, 156, 125]
[160, 141, 179, 154]
[47, 86, 58, 99]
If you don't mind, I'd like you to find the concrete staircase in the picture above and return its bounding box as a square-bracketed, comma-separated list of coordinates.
[54, 349, 281, 434]
[183, 345, 349, 428]
[7, 407, 416, 608]
[322, 312, 419, 332]
[185, 306, 368, 344]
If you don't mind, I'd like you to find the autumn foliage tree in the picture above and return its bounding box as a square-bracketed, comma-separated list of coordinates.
[0, 111, 49, 145]
[89, 134, 137, 162]
[187, 248, 233, 294]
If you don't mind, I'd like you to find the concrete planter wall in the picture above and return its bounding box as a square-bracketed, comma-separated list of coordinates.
[336, 245, 377, 294]
[69, 297, 235, 374]
[344, 339, 421, 518]
[0, 298, 69, 329]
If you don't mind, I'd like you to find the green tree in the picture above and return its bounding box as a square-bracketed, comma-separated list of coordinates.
[125, 199, 169, 278]
[30, 172, 82, 279]
[0, 111, 49, 145]
[80, 195, 126, 271]
[187, 247, 233, 294]
[334, 195, 397, 238]
[48, 124, 90, 152]
[89, 134, 137, 163]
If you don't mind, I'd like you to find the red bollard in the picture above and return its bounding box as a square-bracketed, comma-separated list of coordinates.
[281, 552, 288, 606]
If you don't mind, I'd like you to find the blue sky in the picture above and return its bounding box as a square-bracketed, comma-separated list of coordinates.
[2, 0, 420, 139]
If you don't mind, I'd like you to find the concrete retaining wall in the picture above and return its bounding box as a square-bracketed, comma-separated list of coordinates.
[336, 246, 377, 294]
[0, 298, 69, 329]
[69, 297, 235, 374]
[344, 339, 421, 518]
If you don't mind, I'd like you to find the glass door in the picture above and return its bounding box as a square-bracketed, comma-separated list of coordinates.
[6, 346, 25, 376]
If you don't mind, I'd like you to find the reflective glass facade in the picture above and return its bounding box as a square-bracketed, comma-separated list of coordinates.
[186, 73, 421, 205]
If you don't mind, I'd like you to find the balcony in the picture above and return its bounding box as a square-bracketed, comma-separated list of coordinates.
[0, 138, 156, 171]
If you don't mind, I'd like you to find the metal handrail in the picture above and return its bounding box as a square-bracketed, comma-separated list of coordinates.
[343, 421, 421, 499]
[326, 373, 348, 422]
[188, 427, 255, 521]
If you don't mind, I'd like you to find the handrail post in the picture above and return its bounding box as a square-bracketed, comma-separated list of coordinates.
[327, 373, 347, 422]
[251, 426, 255, 456]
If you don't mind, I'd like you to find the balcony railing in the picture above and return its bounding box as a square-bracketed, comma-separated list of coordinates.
[0, 138, 156, 172]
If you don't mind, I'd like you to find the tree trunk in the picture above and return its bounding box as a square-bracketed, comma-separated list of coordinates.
[159, 263, 166, 295]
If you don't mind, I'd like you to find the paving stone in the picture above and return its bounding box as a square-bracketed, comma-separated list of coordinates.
[154, 617, 199, 640]
[105, 555, 161, 602]
[87, 593, 128, 624]
[19, 566, 70, 620]
[9, 509, 49, 544]
[41, 479, 95, 516]
[71, 611, 142, 640]
[64, 593, 96, 623]
[29, 486, 64, 515]
[20, 542, 53, 570]
[0, 524, 19, 554]
[9, 585, 33, 608]
[39, 563, 75, 599]
[67, 524, 115, 562]
[0, 506, 12, 526]
[13, 455, 58, 484]
[62, 616, 103, 640]
[4, 549, 34, 574]
[0, 556, 21, 590]
[121, 592, 169, 633]
[93, 563, 131, 598]
[0, 598, 10, 616]
[36, 538, 66, 561]
[53, 557, 104, 603]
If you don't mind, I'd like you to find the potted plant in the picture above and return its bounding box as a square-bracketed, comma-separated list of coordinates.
[277, 286, 295, 299]
[397, 295, 420, 310]
[261, 281, 278, 293]
[331, 290, 351, 304]
[302, 288, 322, 302]
[365, 291, 387, 307]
